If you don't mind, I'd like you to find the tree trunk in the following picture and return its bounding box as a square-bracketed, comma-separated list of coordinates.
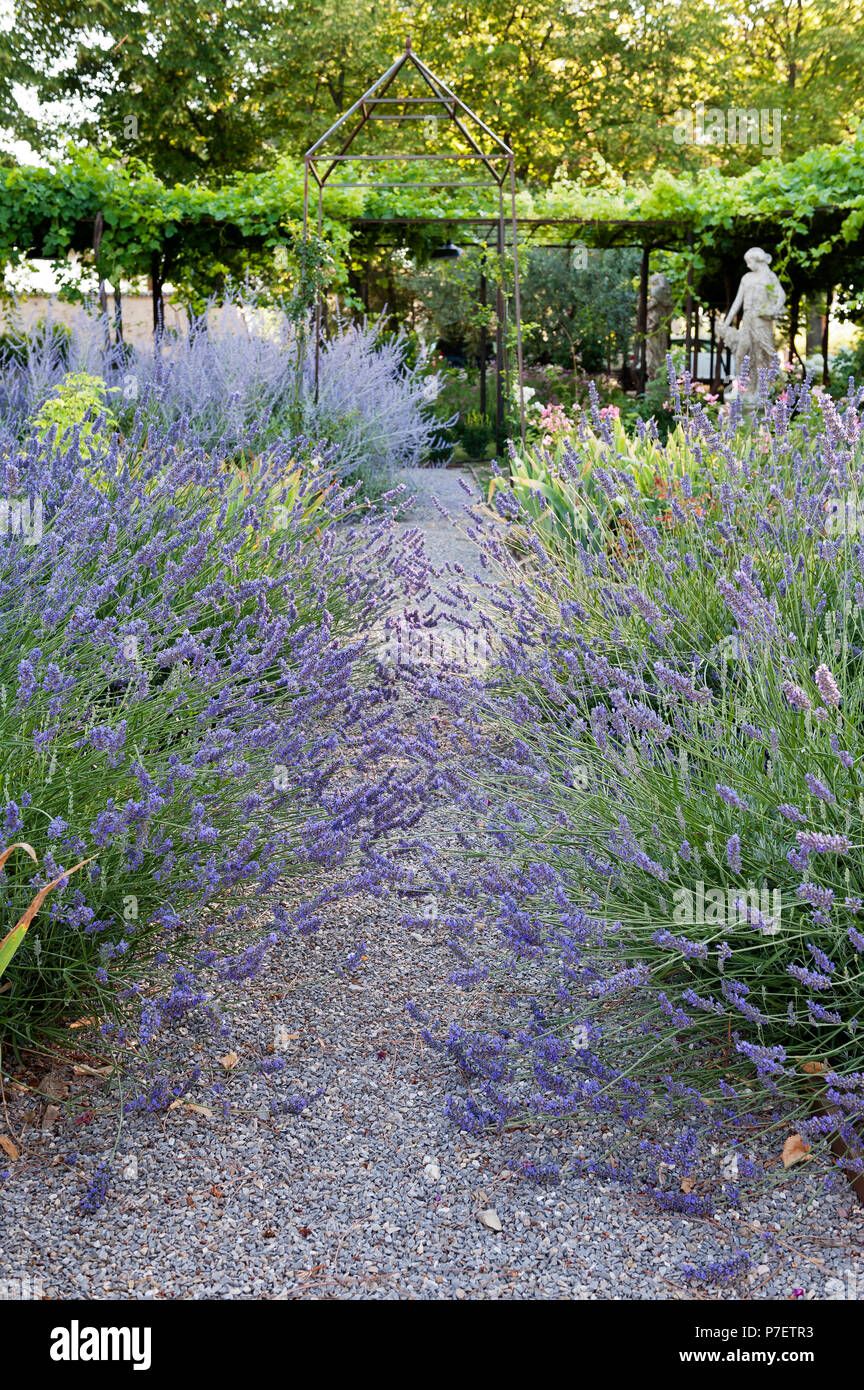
[151, 253, 164, 340]
[806, 302, 822, 356]
[113, 285, 124, 345]
[822, 287, 832, 387]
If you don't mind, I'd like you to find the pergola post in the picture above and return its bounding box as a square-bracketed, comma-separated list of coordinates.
[508, 155, 526, 450]
[496, 197, 506, 453]
[479, 254, 488, 420]
[684, 230, 694, 372]
[637, 244, 649, 391]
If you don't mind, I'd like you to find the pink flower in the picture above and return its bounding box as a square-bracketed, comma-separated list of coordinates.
[538, 403, 569, 435]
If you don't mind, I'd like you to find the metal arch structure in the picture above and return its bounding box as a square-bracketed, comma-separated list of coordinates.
[302, 38, 526, 450]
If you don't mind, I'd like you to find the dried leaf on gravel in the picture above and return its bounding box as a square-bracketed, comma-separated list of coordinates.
[781, 1134, 812, 1168]
[0, 1134, 19, 1160]
[219, 1052, 239, 1071]
[37, 1072, 68, 1101]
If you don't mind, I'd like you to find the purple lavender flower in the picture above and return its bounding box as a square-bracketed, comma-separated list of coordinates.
[814, 663, 842, 707]
[807, 942, 836, 974]
[681, 1251, 751, 1284]
[804, 773, 834, 803]
[782, 681, 812, 712]
[715, 784, 748, 810]
[787, 963, 834, 991]
[795, 830, 850, 854]
[796, 881, 835, 913]
[79, 1163, 110, 1214]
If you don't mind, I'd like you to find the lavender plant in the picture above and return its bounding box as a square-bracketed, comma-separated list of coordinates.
[0, 398, 426, 1055]
[296, 317, 451, 493]
[129, 303, 446, 493]
[1, 300, 450, 499]
[0, 310, 123, 432]
[411, 369, 864, 1200]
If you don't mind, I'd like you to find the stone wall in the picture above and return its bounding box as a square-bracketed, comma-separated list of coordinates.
[0, 294, 187, 346]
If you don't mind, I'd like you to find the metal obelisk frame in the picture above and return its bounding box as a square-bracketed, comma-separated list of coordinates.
[302, 39, 526, 451]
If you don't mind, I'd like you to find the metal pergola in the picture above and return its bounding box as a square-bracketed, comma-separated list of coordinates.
[302, 39, 526, 448]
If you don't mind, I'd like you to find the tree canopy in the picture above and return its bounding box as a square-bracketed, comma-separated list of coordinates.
[4, 0, 864, 183]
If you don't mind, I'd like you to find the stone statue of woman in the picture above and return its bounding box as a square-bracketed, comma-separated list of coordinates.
[718, 247, 785, 395]
[645, 272, 674, 381]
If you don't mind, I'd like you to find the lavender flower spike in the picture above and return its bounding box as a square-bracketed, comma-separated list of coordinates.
[814, 663, 842, 708]
[781, 680, 811, 712]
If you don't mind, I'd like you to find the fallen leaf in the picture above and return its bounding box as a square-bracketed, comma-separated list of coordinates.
[478, 1208, 503, 1232]
[782, 1133, 812, 1169]
[37, 1072, 68, 1101]
[211, 1185, 224, 1199]
[184, 1104, 213, 1120]
[801, 1060, 827, 1075]
[72, 1064, 113, 1079]
[680, 1177, 697, 1194]
[0, 1134, 19, 1160]
[296, 1225, 312, 1238]
[41, 1104, 60, 1130]
[219, 1051, 239, 1072]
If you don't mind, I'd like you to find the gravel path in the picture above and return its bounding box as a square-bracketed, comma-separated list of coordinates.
[2, 469, 862, 1301]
